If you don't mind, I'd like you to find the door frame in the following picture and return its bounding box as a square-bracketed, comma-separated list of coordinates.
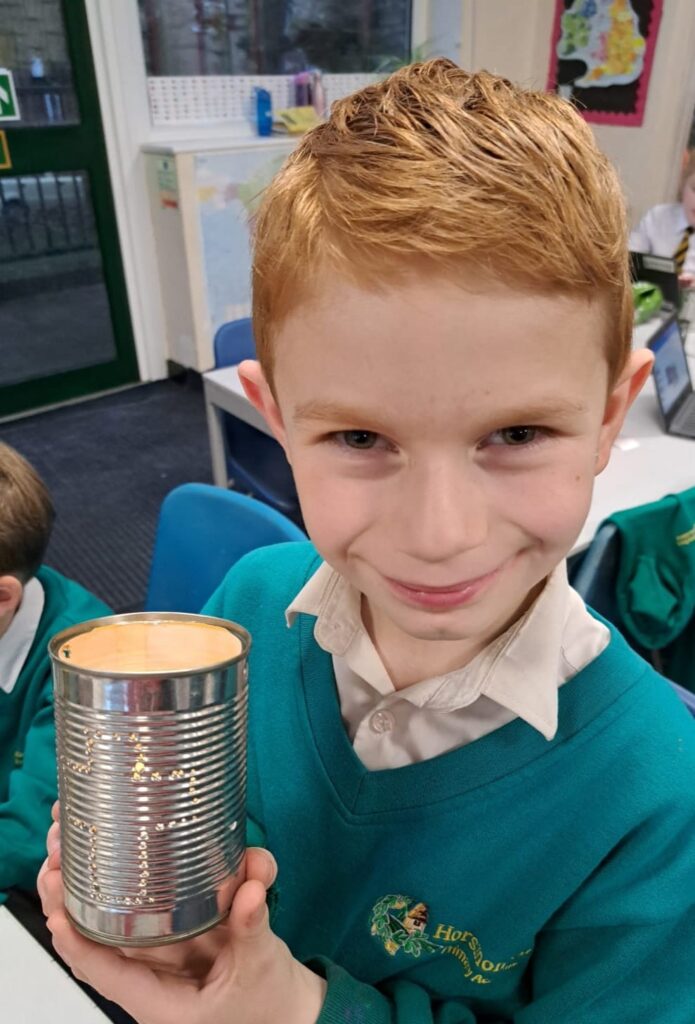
[0, 0, 140, 417]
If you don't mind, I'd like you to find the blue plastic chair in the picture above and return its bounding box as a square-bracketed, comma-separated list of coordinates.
[571, 523, 695, 718]
[214, 317, 256, 364]
[569, 523, 621, 625]
[145, 483, 306, 613]
[213, 318, 302, 525]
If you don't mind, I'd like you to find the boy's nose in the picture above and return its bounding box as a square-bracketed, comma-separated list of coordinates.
[395, 459, 489, 564]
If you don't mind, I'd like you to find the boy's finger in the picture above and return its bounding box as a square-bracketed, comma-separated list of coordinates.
[51, 800, 60, 823]
[228, 878, 270, 941]
[37, 859, 64, 918]
[49, 911, 197, 1024]
[36, 857, 50, 904]
[47, 820, 61, 857]
[245, 847, 277, 889]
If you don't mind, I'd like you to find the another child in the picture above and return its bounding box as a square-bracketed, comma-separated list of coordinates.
[630, 148, 695, 286]
[0, 442, 109, 901]
[40, 61, 695, 1022]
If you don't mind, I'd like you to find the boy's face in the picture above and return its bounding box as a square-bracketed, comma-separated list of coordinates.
[0, 574, 24, 639]
[242, 273, 650, 660]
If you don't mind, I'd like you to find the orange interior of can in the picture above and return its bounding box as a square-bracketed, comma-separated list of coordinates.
[58, 620, 242, 674]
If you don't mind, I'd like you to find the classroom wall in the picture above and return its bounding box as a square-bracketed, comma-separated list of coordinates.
[459, 0, 695, 224]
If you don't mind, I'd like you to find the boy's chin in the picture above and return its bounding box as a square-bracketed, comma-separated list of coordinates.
[378, 600, 515, 644]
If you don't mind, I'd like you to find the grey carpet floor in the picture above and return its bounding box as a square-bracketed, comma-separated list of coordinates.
[1, 375, 213, 612]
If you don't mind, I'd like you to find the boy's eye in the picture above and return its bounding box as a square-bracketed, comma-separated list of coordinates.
[340, 430, 380, 450]
[487, 426, 539, 447]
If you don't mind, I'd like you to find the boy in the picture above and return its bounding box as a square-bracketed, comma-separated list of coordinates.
[0, 442, 109, 901]
[40, 61, 695, 1022]
[630, 148, 695, 286]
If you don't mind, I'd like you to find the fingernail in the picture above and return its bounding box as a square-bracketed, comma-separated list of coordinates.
[262, 850, 278, 886]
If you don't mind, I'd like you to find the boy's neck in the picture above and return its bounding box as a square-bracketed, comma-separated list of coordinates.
[360, 583, 544, 691]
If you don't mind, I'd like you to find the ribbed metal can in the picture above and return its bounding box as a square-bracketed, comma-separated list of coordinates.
[50, 612, 250, 947]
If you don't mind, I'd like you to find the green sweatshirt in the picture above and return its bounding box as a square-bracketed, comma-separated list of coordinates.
[604, 486, 695, 691]
[205, 542, 695, 1024]
[0, 566, 110, 900]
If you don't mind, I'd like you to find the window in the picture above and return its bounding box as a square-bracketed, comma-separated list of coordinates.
[138, 0, 412, 76]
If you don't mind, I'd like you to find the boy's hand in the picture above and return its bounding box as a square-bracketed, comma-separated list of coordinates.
[38, 803, 231, 978]
[38, 804, 327, 1024]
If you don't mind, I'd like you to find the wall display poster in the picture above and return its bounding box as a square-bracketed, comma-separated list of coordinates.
[194, 143, 295, 333]
[547, 0, 663, 126]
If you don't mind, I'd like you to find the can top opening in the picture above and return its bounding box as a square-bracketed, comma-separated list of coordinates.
[56, 619, 243, 674]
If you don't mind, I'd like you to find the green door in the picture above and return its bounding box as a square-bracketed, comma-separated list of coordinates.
[0, 0, 139, 418]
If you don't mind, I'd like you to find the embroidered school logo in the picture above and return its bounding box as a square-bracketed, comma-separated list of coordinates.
[370, 894, 532, 986]
[370, 895, 441, 957]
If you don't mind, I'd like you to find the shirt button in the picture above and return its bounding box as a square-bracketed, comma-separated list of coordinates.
[369, 709, 395, 734]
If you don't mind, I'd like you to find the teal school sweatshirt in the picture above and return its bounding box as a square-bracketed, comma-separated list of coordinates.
[205, 542, 695, 1024]
[0, 566, 110, 900]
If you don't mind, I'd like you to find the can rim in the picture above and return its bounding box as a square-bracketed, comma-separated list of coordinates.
[48, 611, 251, 678]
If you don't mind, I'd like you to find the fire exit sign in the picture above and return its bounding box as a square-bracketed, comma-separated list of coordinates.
[0, 70, 20, 121]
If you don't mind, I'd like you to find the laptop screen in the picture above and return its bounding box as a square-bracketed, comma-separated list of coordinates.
[650, 318, 691, 416]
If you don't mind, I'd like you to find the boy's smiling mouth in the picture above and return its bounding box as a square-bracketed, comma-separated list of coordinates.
[384, 565, 504, 611]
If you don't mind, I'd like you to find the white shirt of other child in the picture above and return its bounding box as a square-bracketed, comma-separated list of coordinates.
[285, 561, 609, 770]
[0, 577, 45, 695]
[629, 203, 695, 276]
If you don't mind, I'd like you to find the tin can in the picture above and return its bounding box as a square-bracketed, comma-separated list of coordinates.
[50, 612, 250, 947]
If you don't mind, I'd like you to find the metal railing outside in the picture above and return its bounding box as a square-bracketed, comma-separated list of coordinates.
[0, 171, 97, 262]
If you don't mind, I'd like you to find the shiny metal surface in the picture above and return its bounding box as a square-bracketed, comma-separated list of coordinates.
[50, 613, 250, 946]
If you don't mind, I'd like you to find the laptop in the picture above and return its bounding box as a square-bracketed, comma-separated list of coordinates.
[630, 251, 681, 308]
[648, 315, 695, 438]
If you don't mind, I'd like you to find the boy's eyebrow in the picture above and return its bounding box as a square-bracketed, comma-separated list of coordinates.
[293, 401, 391, 429]
[293, 397, 589, 427]
[490, 398, 590, 422]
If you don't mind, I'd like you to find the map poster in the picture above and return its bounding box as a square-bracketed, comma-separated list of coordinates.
[194, 142, 296, 336]
[547, 0, 663, 126]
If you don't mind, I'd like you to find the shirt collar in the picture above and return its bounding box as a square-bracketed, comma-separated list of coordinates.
[0, 577, 45, 695]
[286, 561, 574, 740]
[676, 205, 691, 233]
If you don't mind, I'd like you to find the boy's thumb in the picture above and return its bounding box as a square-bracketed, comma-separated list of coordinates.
[228, 878, 270, 942]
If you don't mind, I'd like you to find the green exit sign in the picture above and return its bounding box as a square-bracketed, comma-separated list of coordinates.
[0, 69, 20, 122]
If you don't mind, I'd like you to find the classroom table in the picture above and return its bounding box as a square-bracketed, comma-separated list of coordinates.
[202, 322, 695, 557]
[0, 905, 111, 1023]
[203, 364, 270, 489]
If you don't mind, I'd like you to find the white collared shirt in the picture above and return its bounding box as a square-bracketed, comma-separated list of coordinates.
[629, 203, 695, 275]
[0, 577, 45, 695]
[286, 562, 609, 769]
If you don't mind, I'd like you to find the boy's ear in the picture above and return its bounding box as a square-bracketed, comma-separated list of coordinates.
[595, 349, 654, 474]
[236, 359, 290, 457]
[0, 575, 23, 619]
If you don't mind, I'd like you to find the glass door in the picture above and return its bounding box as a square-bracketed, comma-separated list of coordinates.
[0, 0, 139, 417]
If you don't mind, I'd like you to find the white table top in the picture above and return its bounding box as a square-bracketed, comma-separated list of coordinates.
[204, 323, 695, 557]
[204, 365, 269, 434]
[0, 906, 110, 1024]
